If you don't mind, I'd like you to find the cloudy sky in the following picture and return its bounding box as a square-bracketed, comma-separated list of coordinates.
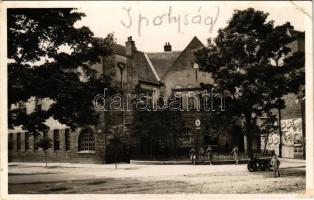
[74, 1, 309, 52]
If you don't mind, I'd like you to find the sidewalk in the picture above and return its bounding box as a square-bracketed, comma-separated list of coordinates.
[130, 159, 249, 165]
[8, 160, 305, 194]
[130, 157, 305, 165]
[9, 157, 305, 168]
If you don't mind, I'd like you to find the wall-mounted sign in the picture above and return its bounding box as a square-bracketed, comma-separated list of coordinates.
[195, 119, 201, 129]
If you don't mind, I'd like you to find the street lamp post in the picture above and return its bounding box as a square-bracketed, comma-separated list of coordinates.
[117, 62, 125, 90]
[195, 119, 201, 147]
[117, 62, 126, 126]
[192, 62, 199, 84]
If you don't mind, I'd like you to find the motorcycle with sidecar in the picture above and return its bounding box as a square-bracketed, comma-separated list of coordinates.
[247, 157, 273, 172]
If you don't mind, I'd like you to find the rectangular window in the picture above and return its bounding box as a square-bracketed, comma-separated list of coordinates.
[200, 94, 211, 111]
[146, 91, 153, 109]
[34, 134, 39, 151]
[8, 134, 13, 150]
[53, 130, 60, 151]
[173, 93, 183, 110]
[188, 96, 195, 110]
[65, 129, 70, 151]
[17, 133, 21, 151]
[25, 132, 30, 151]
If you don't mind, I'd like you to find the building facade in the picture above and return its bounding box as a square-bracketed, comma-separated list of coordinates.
[9, 31, 304, 163]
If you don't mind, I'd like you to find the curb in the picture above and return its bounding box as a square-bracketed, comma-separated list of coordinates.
[130, 159, 249, 165]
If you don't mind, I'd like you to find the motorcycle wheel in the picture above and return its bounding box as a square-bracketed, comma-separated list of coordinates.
[247, 161, 257, 172]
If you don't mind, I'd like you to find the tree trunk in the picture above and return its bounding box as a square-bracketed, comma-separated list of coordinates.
[263, 134, 269, 156]
[278, 108, 282, 158]
[244, 114, 253, 159]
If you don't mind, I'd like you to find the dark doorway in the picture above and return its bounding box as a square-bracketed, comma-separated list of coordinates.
[231, 126, 244, 152]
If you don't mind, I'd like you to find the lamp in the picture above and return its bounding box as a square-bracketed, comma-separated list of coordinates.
[117, 62, 126, 126]
[117, 62, 126, 89]
[192, 62, 199, 83]
[192, 62, 199, 70]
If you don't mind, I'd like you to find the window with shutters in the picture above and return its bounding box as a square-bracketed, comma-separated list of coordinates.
[25, 132, 30, 151]
[65, 129, 70, 151]
[53, 130, 60, 151]
[34, 134, 39, 151]
[17, 133, 21, 151]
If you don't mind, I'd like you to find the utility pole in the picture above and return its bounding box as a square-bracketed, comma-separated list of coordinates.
[278, 107, 282, 158]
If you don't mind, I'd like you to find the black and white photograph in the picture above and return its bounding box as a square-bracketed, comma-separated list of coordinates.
[0, 0, 313, 198]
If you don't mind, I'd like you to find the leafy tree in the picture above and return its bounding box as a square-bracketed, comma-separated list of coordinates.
[132, 111, 163, 159]
[131, 86, 186, 159]
[162, 109, 185, 160]
[195, 8, 305, 158]
[108, 125, 130, 169]
[37, 137, 52, 167]
[260, 112, 278, 155]
[8, 8, 115, 135]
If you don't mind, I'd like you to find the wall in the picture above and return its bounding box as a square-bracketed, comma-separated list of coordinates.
[8, 126, 106, 164]
[261, 117, 303, 158]
[163, 39, 214, 97]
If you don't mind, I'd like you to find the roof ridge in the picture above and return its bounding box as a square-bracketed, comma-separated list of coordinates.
[146, 50, 182, 54]
[114, 43, 183, 54]
[161, 36, 205, 80]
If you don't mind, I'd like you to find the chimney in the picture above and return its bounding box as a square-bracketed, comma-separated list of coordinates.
[125, 36, 136, 57]
[164, 42, 172, 52]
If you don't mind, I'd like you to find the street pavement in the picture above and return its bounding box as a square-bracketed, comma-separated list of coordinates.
[8, 158, 305, 194]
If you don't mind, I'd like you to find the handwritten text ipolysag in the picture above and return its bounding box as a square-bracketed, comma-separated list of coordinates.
[120, 6, 220, 36]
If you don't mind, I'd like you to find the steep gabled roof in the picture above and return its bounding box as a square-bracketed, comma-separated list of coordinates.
[146, 51, 182, 80]
[135, 51, 161, 84]
[112, 44, 160, 84]
[111, 36, 204, 85]
[161, 36, 205, 80]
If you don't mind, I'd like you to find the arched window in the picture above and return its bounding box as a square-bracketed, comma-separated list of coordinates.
[78, 129, 95, 151]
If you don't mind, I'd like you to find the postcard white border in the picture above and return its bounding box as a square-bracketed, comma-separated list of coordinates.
[0, 1, 313, 199]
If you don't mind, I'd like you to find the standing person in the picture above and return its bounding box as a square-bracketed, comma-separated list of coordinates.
[231, 145, 239, 165]
[206, 145, 213, 165]
[271, 154, 281, 178]
[189, 148, 197, 165]
[199, 146, 205, 163]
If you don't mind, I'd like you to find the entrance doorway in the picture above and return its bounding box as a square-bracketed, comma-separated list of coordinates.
[231, 126, 244, 152]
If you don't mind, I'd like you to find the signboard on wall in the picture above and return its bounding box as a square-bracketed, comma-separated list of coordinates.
[262, 118, 303, 151]
[281, 118, 303, 146]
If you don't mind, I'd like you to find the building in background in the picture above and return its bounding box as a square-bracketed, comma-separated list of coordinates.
[261, 30, 305, 159]
[9, 30, 304, 163]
